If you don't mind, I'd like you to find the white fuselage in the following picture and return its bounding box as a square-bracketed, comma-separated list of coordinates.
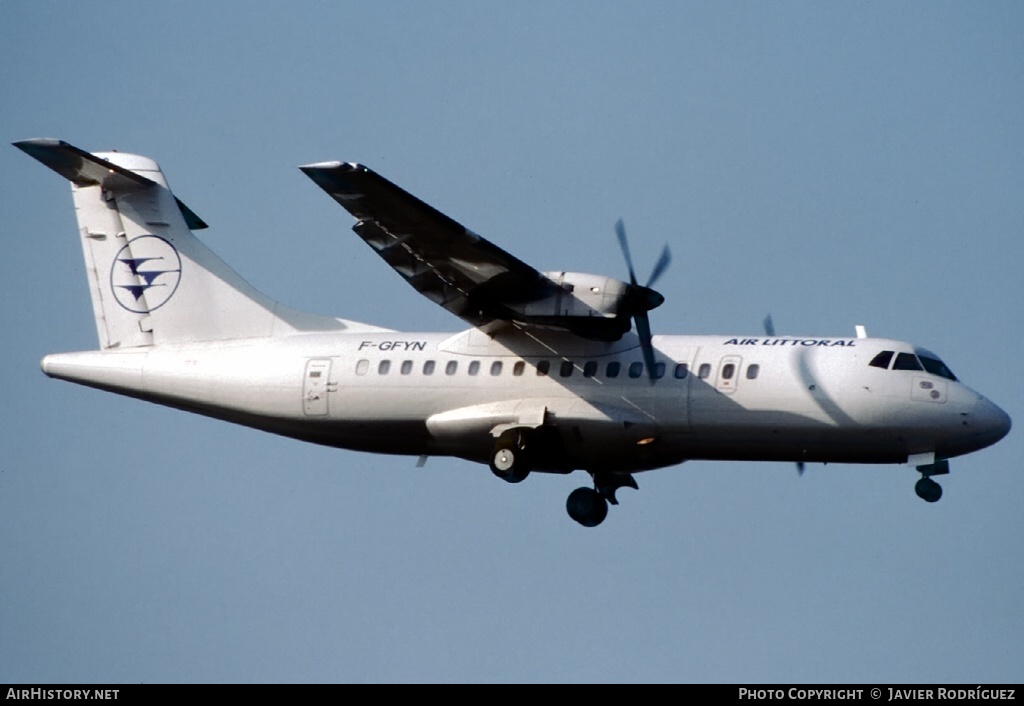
[40, 328, 1010, 475]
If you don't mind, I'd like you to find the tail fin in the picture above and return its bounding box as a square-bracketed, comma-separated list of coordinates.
[15, 139, 355, 349]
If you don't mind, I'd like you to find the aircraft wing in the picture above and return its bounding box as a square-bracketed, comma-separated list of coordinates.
[300, 161, 552, 329]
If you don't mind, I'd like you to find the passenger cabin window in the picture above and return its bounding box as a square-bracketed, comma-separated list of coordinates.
[746, 364, 760, 380]
[490, 361, 502, 376]
[698, 363, 711, 379]
[653, 362, 666, 379]
[606, 361, 621, 378]
[560, 361, 574, 377]
[674, 363, 688, 379]
[378, 360, 391, 375]
[721, 363, 735, 380]
[583, 361, 597, 378]
[468, 361, 480, 376]
[628, 362, 644, 379]
[400, 360, 413, 375]
[893, 352, 923, 371]
[423, 360, 436, 375]
[356, 359, 369, 375]
[445, 361, 458, 375]
[919, 355, 958, 381]
[869, 351, 894, 369]
[536, 360, 550, 376]
[513, 361, 525, 376]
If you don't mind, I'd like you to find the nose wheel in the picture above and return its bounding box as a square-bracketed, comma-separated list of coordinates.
[915, 477, 943, 503]
[912, 456, 948, 503]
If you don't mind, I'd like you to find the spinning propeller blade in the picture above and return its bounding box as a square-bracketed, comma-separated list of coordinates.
[615, 219, 671, 383]
[766, 313, 807, 477]
[615, 219, 638, 287]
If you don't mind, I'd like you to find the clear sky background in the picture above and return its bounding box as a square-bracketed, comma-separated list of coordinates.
[2, 1, 1022, 684]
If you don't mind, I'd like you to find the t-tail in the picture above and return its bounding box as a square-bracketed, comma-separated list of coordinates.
[14, 138, 357, 349]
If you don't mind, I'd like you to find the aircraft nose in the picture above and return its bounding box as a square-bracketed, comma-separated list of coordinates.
[972, 396, 1012, 448]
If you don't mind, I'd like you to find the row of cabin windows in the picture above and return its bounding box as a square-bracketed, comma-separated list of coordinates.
[355, 358, 762, 381]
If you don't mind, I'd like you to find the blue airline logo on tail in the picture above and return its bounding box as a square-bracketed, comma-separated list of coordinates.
[110, 235, 182, 313]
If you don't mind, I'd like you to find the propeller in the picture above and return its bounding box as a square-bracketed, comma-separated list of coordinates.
[615, 219, 671, 382]
[764, 312, 804, 476]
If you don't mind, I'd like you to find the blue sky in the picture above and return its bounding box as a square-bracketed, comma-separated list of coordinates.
[2, 1, 1022, 683]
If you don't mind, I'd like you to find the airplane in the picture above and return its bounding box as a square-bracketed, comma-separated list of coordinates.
[13, 138, 1012, 527]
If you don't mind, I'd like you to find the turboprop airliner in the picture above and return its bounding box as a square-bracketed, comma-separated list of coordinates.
[14, 138, 1011, 527]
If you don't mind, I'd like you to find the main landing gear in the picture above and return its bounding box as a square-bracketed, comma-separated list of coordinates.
[489, 430, 531, 484]
[566, 472, 638, 528]
[566, 488, 607, 527]
[488, 431, 638, 527]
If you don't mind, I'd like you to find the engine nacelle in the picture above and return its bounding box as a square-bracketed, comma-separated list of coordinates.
[522, 272, 628, 319]
[497, 272, 633, 340]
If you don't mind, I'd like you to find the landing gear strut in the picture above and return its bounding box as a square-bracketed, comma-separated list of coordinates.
[566, 472, 638, 527]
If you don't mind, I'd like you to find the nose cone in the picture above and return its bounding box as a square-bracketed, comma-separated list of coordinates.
[973, 396, 1012, 449]
[646, 287, 665, 311]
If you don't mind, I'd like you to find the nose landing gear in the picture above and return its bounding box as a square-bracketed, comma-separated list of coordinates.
[911, 455, 949, 503]
[914, 476, 943, 503]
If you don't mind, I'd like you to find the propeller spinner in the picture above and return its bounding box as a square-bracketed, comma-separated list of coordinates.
[615, 219, 671, 382]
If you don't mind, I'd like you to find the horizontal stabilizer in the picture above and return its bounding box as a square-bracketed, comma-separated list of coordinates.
[13, 138, 207, 230]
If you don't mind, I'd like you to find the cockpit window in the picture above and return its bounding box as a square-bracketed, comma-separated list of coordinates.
[919, 355, 957, 381]
[893, 352, 923, 371]
[869, 351, 894, 369]
[868, 348, 956, 379]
